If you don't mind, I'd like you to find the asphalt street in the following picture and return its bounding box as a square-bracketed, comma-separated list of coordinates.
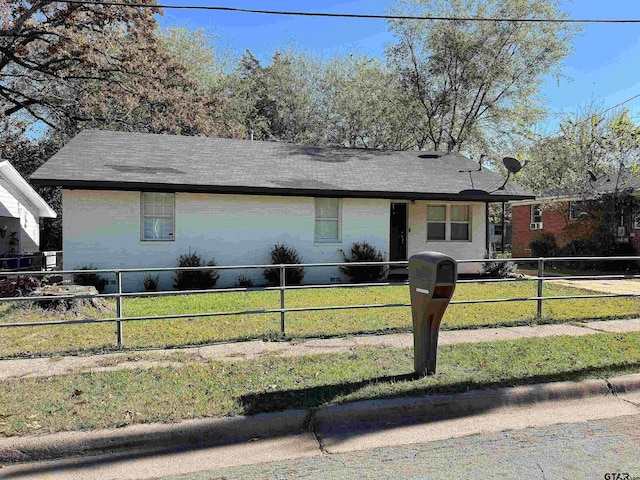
[165, 414, 640, 480]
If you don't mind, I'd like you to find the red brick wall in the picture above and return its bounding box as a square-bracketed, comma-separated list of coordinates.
[632, 231, 640, 252]
[511, 202, 595, 257]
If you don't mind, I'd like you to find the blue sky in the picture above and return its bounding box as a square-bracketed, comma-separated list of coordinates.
[158, 1, 640, 133]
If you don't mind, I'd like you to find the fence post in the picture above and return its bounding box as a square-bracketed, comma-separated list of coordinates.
[280, 264, 286, 333]
[537, 258, 544, 318]
[115, 270, 123, 346]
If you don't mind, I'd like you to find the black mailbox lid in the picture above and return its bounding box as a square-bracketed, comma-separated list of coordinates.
[408, 251, 457, 282]
[436, 261, 455, 284]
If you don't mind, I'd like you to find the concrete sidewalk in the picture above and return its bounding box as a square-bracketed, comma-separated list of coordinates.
[2, 317, 640, 381]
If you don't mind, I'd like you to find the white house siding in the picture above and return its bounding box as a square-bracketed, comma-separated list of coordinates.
[63, 190, 390, 291]
[407, 201, 486, 274]
[0, 181, 40, 254]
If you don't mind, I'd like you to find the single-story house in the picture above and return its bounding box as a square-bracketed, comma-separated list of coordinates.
[511, 175, 640, 257]
[0, 160, 57, 260]
[30, 129, 533, 290]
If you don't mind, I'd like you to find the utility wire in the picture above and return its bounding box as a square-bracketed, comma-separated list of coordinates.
[4, 0, 640, 153]
[529, 92, 640, 146]
[32, 0, 640, 24]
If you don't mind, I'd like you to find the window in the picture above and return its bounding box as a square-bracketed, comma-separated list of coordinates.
[531, 204, 542, 224]
[141, 192, 174, 241]
[451, 205, 470, 241]
[426, 205, 446, 240]
[315, 198, 341, 243]
[493, 224, 503, 236]
[426, 204, 471, 241]
[569, 200, 588, 220]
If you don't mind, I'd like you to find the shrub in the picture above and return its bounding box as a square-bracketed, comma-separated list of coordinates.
[73, 265, 108, 293]
[173, 250, 219, 290]
[263, 243, 305, 286]
[142, 275, 159, 292]
[551, 236, 639, 272]
[609, 242, 640, 272]
[339, 241, 387, 283]
[482, 255, 517, 278]
[235, 274, 254, 288]
[529, 233, 557, 258]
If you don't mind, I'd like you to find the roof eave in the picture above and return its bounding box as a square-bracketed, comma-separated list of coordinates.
[1, 162, 57, 218]
[30, 178, 535, 202]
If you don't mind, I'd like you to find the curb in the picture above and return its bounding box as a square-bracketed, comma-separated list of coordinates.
[0, 410, 309, 465]
[1, 373, 640, 465]
[314, 373, 640, 434]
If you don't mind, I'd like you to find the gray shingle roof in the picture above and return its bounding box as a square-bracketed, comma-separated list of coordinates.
[532, 173, 640, 199]
[30, 130, 534, 202]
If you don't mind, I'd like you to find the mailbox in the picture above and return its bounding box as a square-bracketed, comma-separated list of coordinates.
[409, 251, 457, 376]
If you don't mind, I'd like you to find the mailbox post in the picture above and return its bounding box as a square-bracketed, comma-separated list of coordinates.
[409, 252, 457, 376]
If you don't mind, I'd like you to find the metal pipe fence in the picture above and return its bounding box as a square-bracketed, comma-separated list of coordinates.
[1, 256, 639, 348]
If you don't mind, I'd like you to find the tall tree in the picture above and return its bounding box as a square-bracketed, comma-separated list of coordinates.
[517, 116, 608, 195]
[606, 110, 640, 191]
[517, 106, 640, 196]
[0, 0, 221, 137]
[226, 50, 319, 143]
[158, 27, 229, 93]
[386, 0, 578, 154]
[319, 56, 414, 149]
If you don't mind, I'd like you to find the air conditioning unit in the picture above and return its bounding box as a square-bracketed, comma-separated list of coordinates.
[530, 222, 543, 230]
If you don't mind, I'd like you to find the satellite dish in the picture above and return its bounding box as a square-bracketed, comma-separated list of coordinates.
[503, 157, 522, 174]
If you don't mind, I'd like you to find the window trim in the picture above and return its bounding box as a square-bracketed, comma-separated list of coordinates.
[141, 192, 175, 242]
[531, 204, 542, 224]
[426, 204, 446, 241]
[426, 203, 472, 242]
[450, 204, 471, 241]
[314, 198, 342, 244]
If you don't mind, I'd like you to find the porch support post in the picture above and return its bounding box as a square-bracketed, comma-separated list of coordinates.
[485, 202, 490, 256]
[501, 202, 506, 253]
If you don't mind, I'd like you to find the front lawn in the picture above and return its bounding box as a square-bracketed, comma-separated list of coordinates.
[0, 280, 638, 358]
[1, 331, 640, 437]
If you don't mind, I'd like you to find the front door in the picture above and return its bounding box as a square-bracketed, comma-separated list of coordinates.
[390, 203, 407, 261]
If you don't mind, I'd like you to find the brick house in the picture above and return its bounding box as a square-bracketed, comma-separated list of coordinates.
[510, 199, 596, 257]
[511, 176, 640, 257]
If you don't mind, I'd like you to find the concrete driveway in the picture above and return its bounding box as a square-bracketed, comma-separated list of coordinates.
[547, 277, 640, 295]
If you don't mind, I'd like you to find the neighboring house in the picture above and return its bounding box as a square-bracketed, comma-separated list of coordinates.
[0, 160, 57, 259]
[30, 130, 533, 290]
[489, 221, 512, 253]
[511, 175, 640, 257]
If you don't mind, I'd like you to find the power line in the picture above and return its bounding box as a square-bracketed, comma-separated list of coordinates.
[36, 0, 640, 24]
[530, 92, 640, 146]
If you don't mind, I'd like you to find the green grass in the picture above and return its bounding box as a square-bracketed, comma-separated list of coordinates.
[1, 331, 639, 437]
[0, 281, 639, 358]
